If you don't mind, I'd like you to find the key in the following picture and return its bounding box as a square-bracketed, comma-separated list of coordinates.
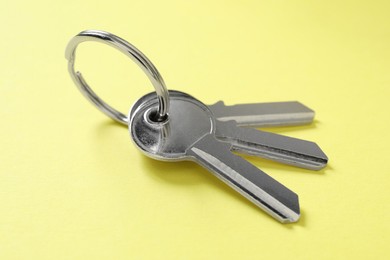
[209, 100, 315, 127]
[215, 120, 328, 170]
[129, 91, 302, 223]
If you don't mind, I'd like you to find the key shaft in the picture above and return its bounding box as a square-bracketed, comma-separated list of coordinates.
[209, 101, 315, 127]
[216, 121, 328, 170]
[188, 134, 300, 223]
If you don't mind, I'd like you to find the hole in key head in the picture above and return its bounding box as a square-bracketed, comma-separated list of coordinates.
[147, 109, 169, 124]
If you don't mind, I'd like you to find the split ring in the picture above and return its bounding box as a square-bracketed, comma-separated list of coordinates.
[65, 30, 170, 125]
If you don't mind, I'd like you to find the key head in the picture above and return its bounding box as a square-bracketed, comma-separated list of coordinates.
[129, 91, 215, 161]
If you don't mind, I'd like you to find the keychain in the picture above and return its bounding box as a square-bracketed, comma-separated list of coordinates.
[65, 30, 328, 223]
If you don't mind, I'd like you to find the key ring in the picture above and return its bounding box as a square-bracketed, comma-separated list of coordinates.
[65, 30, 170, 124]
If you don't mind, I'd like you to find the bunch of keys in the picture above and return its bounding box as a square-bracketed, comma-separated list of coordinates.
[66, 30, 328, 223]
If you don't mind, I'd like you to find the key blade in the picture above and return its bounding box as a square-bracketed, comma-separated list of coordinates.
[187, 134, 300, 223]
[209, 101, 315, 127]
[216, 121, 328, 170]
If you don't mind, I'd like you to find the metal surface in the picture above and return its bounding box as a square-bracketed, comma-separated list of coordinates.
[65, 30, 170, 124]
[209, 101, 315, 127]
[129, 91, 302, 223]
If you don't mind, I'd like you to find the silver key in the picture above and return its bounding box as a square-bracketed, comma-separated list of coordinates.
[129, 91, 305, 223]
[215, 120, 328, 170]
[210, 100, 315, 127]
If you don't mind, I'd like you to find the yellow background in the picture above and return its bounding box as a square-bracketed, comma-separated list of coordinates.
[1, 1, 389, 259]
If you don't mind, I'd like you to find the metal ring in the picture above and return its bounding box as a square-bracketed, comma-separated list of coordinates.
[65, 30, 170, 125]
